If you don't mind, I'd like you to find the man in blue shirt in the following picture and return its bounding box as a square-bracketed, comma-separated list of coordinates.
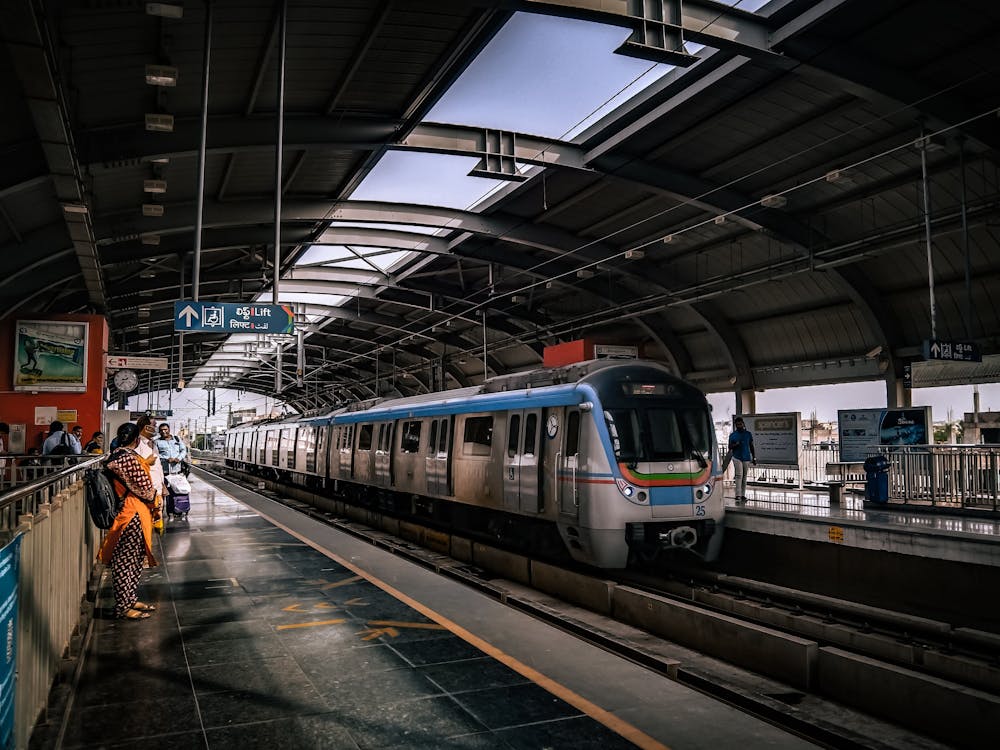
[153, 423, 188, 476]
[728, 417, 756, 503]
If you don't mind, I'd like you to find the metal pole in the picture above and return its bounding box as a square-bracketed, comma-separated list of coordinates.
[296, 325, 304, 388]
[919, 136, 937, 340]
[959, 139, 971, 340]
[482, 312, 488, 382]
[276, 343, 283, 393]
[272, 0, 287, 306]
[193, 0, 212, 302]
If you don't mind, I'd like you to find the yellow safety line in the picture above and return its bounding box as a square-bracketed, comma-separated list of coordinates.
[257, 508, 671, 750]
[275, 618, 346, 631]
[367, 619, 446, 630]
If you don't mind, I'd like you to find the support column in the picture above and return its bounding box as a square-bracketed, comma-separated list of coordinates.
[736, 388, 756, 415]
[886, 371, 912, 408]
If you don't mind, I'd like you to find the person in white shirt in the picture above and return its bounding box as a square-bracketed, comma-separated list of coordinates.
[134, 415, 167, 509]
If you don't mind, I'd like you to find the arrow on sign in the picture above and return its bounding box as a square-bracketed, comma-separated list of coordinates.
[178, 304, 200, 326]
[930, 342, 940, 357]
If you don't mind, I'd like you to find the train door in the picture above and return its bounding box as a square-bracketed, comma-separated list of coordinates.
[374, 422, 392, 485]
[424, 417, 450, 496]
[558, 409, 581, 518]
[503, 410, 542, 512]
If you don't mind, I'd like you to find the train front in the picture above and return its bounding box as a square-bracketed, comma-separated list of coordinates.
[577, 363, 724, 566]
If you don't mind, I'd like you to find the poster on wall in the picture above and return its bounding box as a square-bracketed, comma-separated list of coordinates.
[0, 535, 22, 750]
[738, 413, 801, 466]
[838, 407, 932, 462]
[12, 320, 88, 393]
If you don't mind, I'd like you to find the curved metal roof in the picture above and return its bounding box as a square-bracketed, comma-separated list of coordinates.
[1, 0, 997, 411]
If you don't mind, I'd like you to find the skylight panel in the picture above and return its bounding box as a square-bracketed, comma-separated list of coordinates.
[425, 12, 676, 140]
[350, 151, 504, 210]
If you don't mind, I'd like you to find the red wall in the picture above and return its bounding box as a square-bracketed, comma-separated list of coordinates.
[0, 314, 109, 452]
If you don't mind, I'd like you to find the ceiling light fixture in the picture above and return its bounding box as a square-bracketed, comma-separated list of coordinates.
[144, 64, 178, 86]
[61, 202, 88, 214]
[576, 269, 594, 279]
[624, 249, 644, 259]
[760, 194, 787, 208]
[142, 204, 164, 217]
[143, 179, 167, 193]
[141, 234, 160, 245]
[146, 3, 183, 18]
[714, 215, 726, 225]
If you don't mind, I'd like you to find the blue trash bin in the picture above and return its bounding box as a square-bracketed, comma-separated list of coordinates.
[863, 455, 890, 502]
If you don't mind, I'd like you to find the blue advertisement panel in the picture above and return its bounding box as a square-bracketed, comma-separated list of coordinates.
[838, 407, 932, 462]
[0, 534, 22, 750]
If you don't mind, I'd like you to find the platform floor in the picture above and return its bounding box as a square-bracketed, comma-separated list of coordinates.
[46, 474, 813, 750]
[725, 483, 1000, 567]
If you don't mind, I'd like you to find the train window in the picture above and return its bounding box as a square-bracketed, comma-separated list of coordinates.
[380, 423, 392, 451]
[524, 414, 538, 456]
[428, 421, 438, 454]
[358, 424, 373, 451]
[462, 416, 493, 457]
[566, 411, 581, 456]
[605, 410, 638, 460]
[438, 419, 448, 453]
[401, 421, 421, 453]
[680, 410, 713, 453]
[507, 415, 521, 458]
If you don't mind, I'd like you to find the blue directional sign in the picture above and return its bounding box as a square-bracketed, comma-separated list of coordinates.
[922, 339, 981, 363]
[173, 301, 295, 334]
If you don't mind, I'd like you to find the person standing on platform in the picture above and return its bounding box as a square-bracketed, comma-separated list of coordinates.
[84, 431, 105, 454]
[135, 415, 167, 512]
[153, 423, 187, 517]
[70, 425, 85, 453]
[42, 420, 77, 456]
[728, 417, 756, 503]
[100, 422, 160, 620]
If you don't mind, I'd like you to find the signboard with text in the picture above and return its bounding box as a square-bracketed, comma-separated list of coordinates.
[738, 413, 801, 467]
[173, 301, 294, 334]
[106, 355, 169, 370]
[838, 407, 933, 462]
[922, 339, 981, 362]
[1, 535, 23, 750]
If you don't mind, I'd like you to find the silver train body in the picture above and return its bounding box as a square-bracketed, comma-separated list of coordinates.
[224, 359, 724, 567]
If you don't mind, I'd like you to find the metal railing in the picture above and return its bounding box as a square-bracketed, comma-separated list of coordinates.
[873, 445, 1000, 511]
[715, 443, 1000, 511]
[1, 457, 103, 749]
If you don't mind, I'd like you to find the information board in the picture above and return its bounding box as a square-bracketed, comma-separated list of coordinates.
[838, 407, 933, 462]
[736, 412, 801, 467]
[1, 535, 22, 750]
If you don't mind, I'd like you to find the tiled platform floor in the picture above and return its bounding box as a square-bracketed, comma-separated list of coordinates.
[48, 474, 810, 749]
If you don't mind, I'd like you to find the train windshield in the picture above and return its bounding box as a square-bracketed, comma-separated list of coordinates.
[604, 407, 712, 463]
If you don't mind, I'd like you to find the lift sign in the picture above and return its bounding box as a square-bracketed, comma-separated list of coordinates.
[174, 301, 295, 334]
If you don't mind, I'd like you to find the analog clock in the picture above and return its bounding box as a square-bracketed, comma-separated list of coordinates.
[546, 414, 559, 439]
[113, 369, 139, 393]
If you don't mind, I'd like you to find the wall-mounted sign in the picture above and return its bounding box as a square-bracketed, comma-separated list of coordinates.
[13, 320, 89, 392]
[106, 355, 169, 370]
[56, 410, 78, 424]
[34, 406, 57, 426]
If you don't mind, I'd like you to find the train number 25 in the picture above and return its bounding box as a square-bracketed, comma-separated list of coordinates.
[695, 504, 706, 516]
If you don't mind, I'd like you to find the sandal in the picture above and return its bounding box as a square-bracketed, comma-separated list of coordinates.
[132, 602, 157, 612]
[118, 608, 150, 620]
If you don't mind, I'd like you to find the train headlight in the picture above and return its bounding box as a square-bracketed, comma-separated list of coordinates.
[694, 483, 713, 501]
[615, 478, 646, 503]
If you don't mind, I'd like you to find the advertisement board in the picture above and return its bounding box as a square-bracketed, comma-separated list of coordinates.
[12, 320, 89, 392]
[738, 413, 801, 467]
[838, 407, 932, 462]
[0, 535, 22, 750]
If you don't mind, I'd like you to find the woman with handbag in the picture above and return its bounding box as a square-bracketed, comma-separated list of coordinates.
[99, 422, 161, 620]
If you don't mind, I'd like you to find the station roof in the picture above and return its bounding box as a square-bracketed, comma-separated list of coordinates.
[1, 0, 998, 411]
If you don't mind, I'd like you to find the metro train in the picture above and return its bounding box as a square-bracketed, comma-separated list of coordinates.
[224, 359, 724, 568]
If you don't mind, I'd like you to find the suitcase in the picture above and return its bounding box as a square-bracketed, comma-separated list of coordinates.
[171, 493, 190, 519]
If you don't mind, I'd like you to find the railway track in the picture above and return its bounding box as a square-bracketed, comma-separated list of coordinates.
[202, 465, 997, 748]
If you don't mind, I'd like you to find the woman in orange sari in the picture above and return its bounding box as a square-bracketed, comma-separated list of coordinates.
[99, 422, 161, 620]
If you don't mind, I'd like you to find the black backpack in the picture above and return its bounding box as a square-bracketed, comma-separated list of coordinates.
[84, 466, 124, 529]
[49, 431, 74, 456]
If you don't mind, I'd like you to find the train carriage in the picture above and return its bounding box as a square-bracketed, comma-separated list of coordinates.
[226, 359, 724, 568]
